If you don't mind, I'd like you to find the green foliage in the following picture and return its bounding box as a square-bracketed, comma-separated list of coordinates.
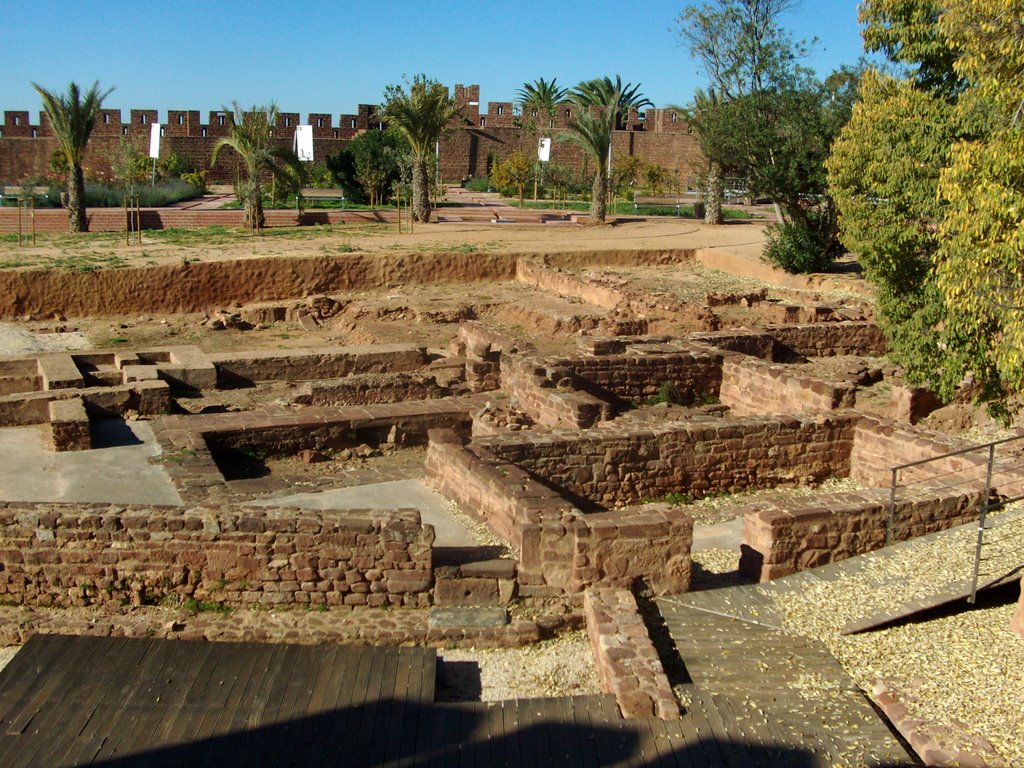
[184, 597, 231, 615]
[677, 1, 851, 254]
[158, 150, 187, 180]
[209, 102, 306, 232]
[32, 80, 114, 232]
[333, 128, 408, 207]
[489, 151, 534, 206]
[571, 75, 652, 129]
[381, 75, 461, 222]
[764, 208, 843, 274]
[515, 77, 570, 130]
[107, 137, 150, 193]
[462, 175, 490, 192]
[180, 170, 208, 193]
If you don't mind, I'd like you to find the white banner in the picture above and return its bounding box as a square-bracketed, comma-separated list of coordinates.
[294, 125, 314, 162]
[148, 123, 161, 159]
[538, 137, 551, 163]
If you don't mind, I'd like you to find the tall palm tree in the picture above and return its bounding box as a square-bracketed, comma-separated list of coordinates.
[380, 76, 461, 223]
[560, 106, 613, 223]
[669, 93, 725, 224]
[32, 80, 114, 233]
[571, 75, 652, 129]
[209, 103, 305, 233]
[515, 77, 569, 129]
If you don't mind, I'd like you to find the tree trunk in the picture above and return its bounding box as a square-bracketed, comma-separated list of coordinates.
[67, 163, 88, 233]
[412, 158, 430, 222]
[704, 162, 724, 225]
[590, 171, 607, 223]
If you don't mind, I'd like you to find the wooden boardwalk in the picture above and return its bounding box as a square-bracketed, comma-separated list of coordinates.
[0, 634, 845, 768]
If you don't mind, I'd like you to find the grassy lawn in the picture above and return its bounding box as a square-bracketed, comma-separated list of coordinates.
[511, 199, 753, 218]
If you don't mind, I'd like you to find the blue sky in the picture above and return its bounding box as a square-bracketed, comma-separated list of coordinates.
[1, 1, 866, 121]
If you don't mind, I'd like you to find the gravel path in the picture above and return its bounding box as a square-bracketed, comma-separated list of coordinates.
[437, 630, 601, 702]
[763, 513, 1024, 765]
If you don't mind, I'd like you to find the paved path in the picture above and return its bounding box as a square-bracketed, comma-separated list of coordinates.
[248, 479, 477, 548]
[0, 421, 181, 506]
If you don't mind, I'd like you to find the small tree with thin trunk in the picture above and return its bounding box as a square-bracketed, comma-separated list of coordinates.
[490, 151, 534, 207]
[32, 80, 114, 233]
[380, 76, 460, 223]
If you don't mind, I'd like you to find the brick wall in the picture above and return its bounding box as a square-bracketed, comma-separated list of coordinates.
[295, 371, 452, 407]
[848, 416, 976, 488]
[424, 431, 692, 594]
[0, 502, 434, 608]
[739, 486, 985, 581]
[767, 322, 888, 357]
[501, 356, 613, 429]
[208, 344, 427, 387]
[585, 589, 681, 720]
[479, 413, 856, 509]
[719, 356, 856, 416]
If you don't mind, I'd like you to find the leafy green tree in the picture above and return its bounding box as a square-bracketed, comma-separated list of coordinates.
[209, 103, 306, 232]
[827, 0, 969, 402]
[490, 151, 534, 207]
[32, 80, 114, 233]
[107, 137, 149, 196]
[380, 76, 460, 222]
[930, 0, 1024, 408]
[328, 129, 407, 207]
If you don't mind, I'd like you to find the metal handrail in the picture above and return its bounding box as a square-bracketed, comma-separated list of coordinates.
[884, 433, 1024, 602]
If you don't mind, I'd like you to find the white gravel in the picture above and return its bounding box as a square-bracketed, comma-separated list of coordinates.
[437, 630, 601, 701]
[0, 322, 91, 356]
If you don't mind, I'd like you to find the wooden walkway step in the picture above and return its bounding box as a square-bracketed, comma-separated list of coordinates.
[0, 635, 862, 767]
[657, 600, 916, 767]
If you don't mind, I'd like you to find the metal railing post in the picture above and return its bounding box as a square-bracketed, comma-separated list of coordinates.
[969, 443, 997, 603]
[886, 467, 898, 546]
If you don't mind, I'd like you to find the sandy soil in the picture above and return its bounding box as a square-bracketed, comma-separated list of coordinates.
[0, 217, 769, 272]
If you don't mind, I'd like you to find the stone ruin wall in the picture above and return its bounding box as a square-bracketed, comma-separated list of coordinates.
[0, 84, 702, 185]
[0, 503, 434, 609]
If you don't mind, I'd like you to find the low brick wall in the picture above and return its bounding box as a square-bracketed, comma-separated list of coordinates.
[516, 259, 627, 310]
[768, 322, 888, 357]
[0, 502, 434, 608]
[719, 356, 856, 416]
[849, 416, 978, 488]
[426, 433, 692, 593]
[294, 371, 452, 407]
[739, 485, 985, 581]
[208, 344, 427, 387]
[47, 398, 90, 451]
[584, 589, 680, 720]
[0, 380, 170, 427]
[481, 413, 856, 509]
[500, 356, 612, 429]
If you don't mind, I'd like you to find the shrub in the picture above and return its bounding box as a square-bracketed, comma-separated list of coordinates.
[463, 175, 490, 192]
[84, 180, 202, 208]
[764, 208, 842, 274]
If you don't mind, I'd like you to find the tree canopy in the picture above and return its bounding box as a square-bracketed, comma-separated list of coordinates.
[828, 0, 1024, 415]
[380, 75, 460, 223]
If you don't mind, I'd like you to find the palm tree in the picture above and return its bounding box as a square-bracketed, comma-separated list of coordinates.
[209, 103, 305, 233]
[515, 77, 569, 130]
[380, 76, 461, 223]
[571, 75, 652, 129]
[669, 93, 725, 224]
[32, 80, 114, 233]
[560, 106, 613, 223]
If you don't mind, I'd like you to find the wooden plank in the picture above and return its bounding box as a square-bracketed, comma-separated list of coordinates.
[567, 697, 602, 768]
[192, 642, 281, 768]
[324, 646, 375, 768]
[501, 698, 523, 768]
[0, 635, 72, 715]
[11, 635, 118, 768]
[348, 645, 393, 767]
[398, 649, 430, 768]
[382, 647, 416, 768]
[2, 634, 94, 735]
[232, 642, 308, 767]
[258, 645, 324, 767]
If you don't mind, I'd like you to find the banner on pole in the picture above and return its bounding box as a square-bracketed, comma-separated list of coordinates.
[537, 137, 551, 163]
[295, 125, 314, 162]
[148, 123, 161, 159]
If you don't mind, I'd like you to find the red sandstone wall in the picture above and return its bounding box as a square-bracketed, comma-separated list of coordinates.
[719, 357, 856, 416]
[740, 486, 985, 581]
[480, 413, 857, 507]
[0, 503, 433, 608]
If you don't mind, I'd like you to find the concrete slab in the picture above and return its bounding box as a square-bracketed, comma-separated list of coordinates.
[692, 516, 744, 552]
[0, 421, 183, 506]
[248, 479, 477, 548]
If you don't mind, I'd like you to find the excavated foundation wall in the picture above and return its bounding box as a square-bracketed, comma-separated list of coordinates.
[739, 486, 986, 581]
[0, 502, 434, 608]
[481, 413, 857, 508]
[0, 249, 693, 319]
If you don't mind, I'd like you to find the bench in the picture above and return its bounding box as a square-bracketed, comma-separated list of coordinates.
[631, 194, 693, 216]
[297, 187, 346, 210]
[1, 185, 53, 206]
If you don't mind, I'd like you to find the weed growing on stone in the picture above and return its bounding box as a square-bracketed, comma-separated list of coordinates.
[185, 598, 230, 615]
